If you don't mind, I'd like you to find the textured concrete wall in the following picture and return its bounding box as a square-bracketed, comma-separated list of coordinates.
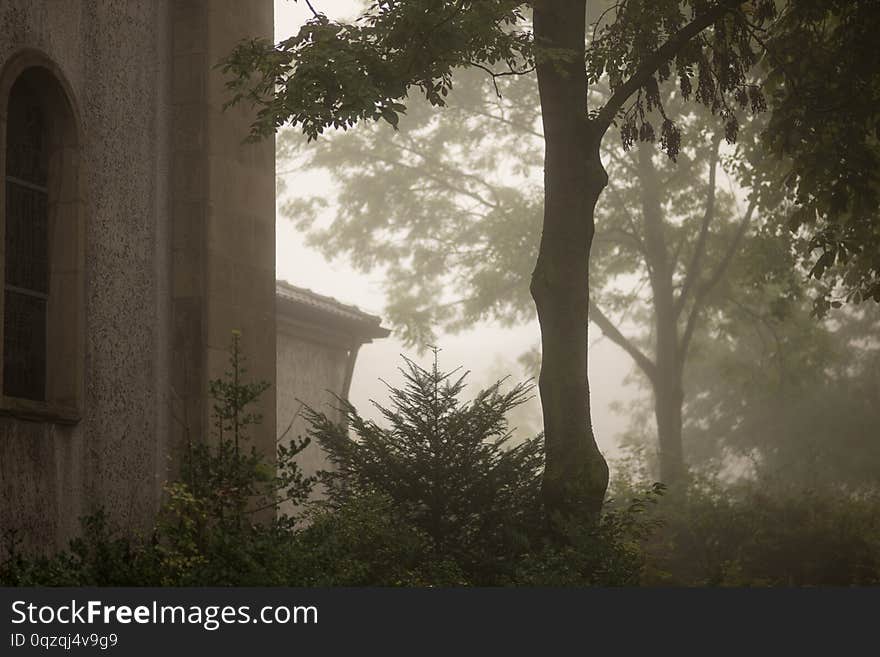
[0, 0, 172, 550]
[170, 0, 276, 472]
[276, 321, 349, 510]
[0, 0, 275, 552]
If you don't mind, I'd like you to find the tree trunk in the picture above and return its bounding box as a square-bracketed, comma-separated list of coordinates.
[654, 365, 685, 485]
[637, 143, 687, 485]
[654, 281, 686, 486]
[531, 0, 609, 526]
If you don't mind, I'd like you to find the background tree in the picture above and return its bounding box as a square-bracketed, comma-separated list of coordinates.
[679, 296, 880, 491]
[280, 71, 762, 486]
[223, 0, 780, 521]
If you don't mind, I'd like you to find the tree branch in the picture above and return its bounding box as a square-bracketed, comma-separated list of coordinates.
[603, 143, 641, 178]
[466, 61, 537, 99]
[456, 104, 544, 140]
[334, 142, 501, 210]
[675, 133, 722, 318]
[678, 198, 757, 361]
[589, 301, 657, 384]
[601, 183, 648, 256]
[594, 1, 736, 130]
[304, 0, 321, 19]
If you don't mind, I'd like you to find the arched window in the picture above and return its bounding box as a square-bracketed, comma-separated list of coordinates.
[4, 76, 49, 400]
[1, 57, 83, 423]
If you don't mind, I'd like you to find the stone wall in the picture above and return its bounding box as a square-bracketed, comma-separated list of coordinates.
[275, 283, 389, 513]
[277, 324, 349, 491]
[169, 0, 276, 476]
[0, 0, 173, 550]
[0, 0, 276, 552]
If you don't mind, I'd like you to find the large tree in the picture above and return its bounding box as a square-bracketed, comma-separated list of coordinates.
[223, 0, 777, 522]
[279, 71, 758, 486]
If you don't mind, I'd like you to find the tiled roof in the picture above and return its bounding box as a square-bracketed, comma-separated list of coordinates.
[276, 280, 390, 340]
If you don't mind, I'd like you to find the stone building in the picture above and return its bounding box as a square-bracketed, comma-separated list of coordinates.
[276, 281, 389, 509]
[0, 1, 385, 551]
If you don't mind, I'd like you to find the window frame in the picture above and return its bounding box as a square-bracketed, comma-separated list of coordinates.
[0, 51, 85, 425]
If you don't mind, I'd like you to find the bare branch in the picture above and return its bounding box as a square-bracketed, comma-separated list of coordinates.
[679, 198, 757, 361]
[466, 61, 537, 99]
[589, 301, 657, 383]
[304, 0, 321, 19]
[675, 133, 722, 317]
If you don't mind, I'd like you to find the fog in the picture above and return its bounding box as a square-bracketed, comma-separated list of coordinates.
[274, 0, 638, 462]
[4, 0, 878, 592]
[271, 0, 879, 495]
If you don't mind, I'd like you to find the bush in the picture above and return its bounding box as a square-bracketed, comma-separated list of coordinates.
[630, 477, 880, 586]
[1, 332, 314, 586]
[511, 484, 664, 586]
[0, 344, 662, 587]
[17, 343, 878, 587]
[1, 511, 161, 586]
[303, 350, 546, 584]
[287, 493, 466, 586]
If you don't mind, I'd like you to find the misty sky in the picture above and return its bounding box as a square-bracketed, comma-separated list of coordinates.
[273, 0, 638, 458]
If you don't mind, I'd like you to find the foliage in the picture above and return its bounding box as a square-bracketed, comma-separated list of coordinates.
[279, 67, 544, 346]
[1, 344, 651, 587]
[512, 484, 665, 586]
[281, 70, 746, 343]
[682, 301, 880, 489]
[224, 0, 777, 157]
[182, 332, 313, 528]
[287, 494, 467, 586]
[4, 339, 877, 588]
[0, 511, 161, 586]
[280, 64, 769, 484]
[2, 333, 315, 586]
[152, 331, 314, 584]
[221, 0, 532, 141]
[586, 0, 772, 156]
[635, 477, 880, 586]
[751, 0, 880, 313]
[227, 0, 880, 522]
[303, 349, 545, 583]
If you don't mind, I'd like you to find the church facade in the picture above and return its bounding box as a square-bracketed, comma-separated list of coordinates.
[0, 1, 384, 552]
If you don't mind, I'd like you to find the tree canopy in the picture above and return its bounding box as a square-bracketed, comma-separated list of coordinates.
[222, 0, 875, 520]
[756, 1, 880, 313]
[278, 69, 766, 484]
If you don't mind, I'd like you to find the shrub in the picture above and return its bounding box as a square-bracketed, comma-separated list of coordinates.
[15, 343, 876, 587]
[632, 476, 880, 586]
[288, 493, 466, 586]
[303, 350, 545, 584]
[511, 484, 664, 586]
[1, 332, 313, 586]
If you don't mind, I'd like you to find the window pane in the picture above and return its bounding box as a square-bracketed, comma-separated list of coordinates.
[3, 290, 46, 401]
[5, 84, 47, 186]
[5, 181, 49, 293]
[4, 77, 50, 402]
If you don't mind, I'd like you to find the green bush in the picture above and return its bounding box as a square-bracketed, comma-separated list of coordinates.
[287, 493, 466, 586]
[1, 511, 161, 586]
[625, 476, 880, 586]
[1, 332, 314, 586]
[511, 484, 664, 586]
[303, 350, 657, 586]
[303, 350, 546, 584]
[10, 341, 876, 587]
